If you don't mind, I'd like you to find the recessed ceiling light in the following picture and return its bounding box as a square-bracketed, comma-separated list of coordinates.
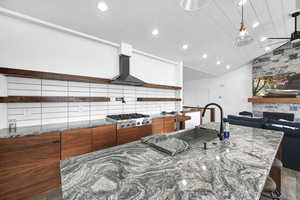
[265, 46, 271, 52]
[226, 65, 231, 70]
[216, 61, 221, 65]
[260, 36, 267, 42]
[252, 21, 260, 28]
[152, 28, 159, 36]
[97, 1, 108, 12]
[238, 0, 247, 6]
[182, 44, 189, 50]
[202, 54, 208, 59]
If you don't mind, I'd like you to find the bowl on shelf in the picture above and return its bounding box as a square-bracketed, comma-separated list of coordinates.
[266, 89, 300, 96]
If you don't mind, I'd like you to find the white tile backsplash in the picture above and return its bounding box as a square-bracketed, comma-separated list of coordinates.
[7, 77, 41, 84]
[6, 76, 179, 127]
[42, 79, 68, 86]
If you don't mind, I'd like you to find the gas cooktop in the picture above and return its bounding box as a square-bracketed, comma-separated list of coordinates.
[107, 113, 150, 120]
[106, 113, 152, 129]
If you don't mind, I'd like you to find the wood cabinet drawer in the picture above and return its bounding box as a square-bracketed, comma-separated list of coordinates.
[0, 133, 60, 169]
[0, 132, 60, 153]
[92, 125, 117, 151]
[164, 117, 176, 134]
[61, 128, 92, 160]
[138, 125, 152, 138]
[0, 133, 61, 200]
[117, 125, 152, 145]
[0, 161, 60, 200]
[164, 117, 176, 133]
[152, 118, 164, 134]
[117, 127, 138, 145]
[152, 117, 176, 134]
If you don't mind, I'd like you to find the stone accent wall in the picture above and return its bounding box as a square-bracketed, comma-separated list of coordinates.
[251, 43, 300, 121]
[253, 42, 300, 78]
[253, 103, 300, 122]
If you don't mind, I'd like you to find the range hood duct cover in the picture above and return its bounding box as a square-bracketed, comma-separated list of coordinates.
[111, 55, 146, 86]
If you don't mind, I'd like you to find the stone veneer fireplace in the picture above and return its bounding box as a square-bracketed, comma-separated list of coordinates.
[251, 42, 300, 122]
[252, 103, 300, 122]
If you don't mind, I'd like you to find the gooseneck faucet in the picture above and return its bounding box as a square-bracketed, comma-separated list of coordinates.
[202, 103, 224, 140]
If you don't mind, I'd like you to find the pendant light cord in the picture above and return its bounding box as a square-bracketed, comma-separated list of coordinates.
[241, 3, 244, 26]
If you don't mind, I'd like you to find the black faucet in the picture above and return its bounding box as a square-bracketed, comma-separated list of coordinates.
[202, 103, 224, 140]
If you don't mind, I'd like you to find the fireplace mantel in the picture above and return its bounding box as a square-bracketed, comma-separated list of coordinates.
[248, 98, 300, 103]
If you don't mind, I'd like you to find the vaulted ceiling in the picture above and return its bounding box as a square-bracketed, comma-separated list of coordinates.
[0, 0, 296, 76]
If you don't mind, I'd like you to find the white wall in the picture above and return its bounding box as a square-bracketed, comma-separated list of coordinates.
[0, 13, 182, 129]
[4, 76, 178, 127]
[0, 13, 181, 86]
[0, 75, 7, 129]
[184, 65, 252, 122]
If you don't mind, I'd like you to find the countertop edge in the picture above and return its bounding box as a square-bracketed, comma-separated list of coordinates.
[0, 113, 185, 139]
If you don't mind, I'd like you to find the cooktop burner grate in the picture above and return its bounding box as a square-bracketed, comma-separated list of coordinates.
[107, 113, 150, 120]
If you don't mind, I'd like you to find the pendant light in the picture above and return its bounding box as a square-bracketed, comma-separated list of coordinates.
[180, 0, 210, 11]
[235, 3, 253, 47]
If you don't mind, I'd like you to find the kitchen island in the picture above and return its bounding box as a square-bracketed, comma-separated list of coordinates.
[60, 123, 283, 200]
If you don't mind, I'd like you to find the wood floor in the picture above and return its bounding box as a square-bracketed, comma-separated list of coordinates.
[281, 168, 300, 200]
[260, 168, 300, 200]
[29, 168, 300, 200]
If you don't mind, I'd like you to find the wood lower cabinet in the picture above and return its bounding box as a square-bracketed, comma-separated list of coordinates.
[152, 117, 176, 134]
[139, 125, 153, 138]
[0, 132, 61, 200]
[92, 125, 117, 151]
[152, 118, 165, 134]
[117, 125, 152, 145]
[1, 121, 176, 199]
[164, 117, 176, 133]
[61, 128, 92, 160]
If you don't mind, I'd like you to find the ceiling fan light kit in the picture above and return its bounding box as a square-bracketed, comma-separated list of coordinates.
[180, 0, 210, 11]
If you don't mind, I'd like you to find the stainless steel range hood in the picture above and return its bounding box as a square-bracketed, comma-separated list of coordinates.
[111, 55, 146, 86]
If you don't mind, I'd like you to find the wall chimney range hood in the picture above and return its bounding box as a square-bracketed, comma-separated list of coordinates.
[111, 55, 146, 86]
[111, 43, 146, 86]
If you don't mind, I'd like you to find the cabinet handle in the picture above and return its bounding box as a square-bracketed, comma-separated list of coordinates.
[52, 140, 60, 144]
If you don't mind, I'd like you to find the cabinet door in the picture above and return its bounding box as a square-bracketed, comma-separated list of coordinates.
[152, 118, 164, 134]
[117, 125, 152, 145]
[117, 127, 139, 145]
[0, 133, 61, 200]
[92, 125, 117, 151]
[139, 125, 152, 138]
[61, 128, 92, 160]
[164, 117, 176, 134]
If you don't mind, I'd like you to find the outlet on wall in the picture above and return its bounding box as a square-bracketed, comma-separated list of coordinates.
[115, 97, 126, 103]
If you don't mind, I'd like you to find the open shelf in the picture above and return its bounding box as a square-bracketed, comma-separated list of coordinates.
[137, 97, 181, 102]
[248, 98, 300, 103]
[0, 96, 110, 103]
[0, 67, 181, 90]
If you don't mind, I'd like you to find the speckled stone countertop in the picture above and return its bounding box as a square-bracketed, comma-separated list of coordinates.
[149, 113, 178, 119]
[0, 114, 182, 139]
[0, 119, 115, 139]
[60, 123, 283, 200]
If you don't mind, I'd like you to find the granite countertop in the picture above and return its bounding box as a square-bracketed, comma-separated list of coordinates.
[0, 119, 114, 139]
[60, 123, 283, 200]
[0, 114, 183, 139]
[149, 113, 178, 119]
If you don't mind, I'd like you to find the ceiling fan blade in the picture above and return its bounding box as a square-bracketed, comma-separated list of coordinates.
[267, 37, 291, 40]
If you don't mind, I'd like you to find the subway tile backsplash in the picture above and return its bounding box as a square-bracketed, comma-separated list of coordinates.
[6, 76, 180, 127]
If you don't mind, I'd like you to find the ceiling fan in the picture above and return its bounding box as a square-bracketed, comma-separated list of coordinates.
[268, 10, 300, 44]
